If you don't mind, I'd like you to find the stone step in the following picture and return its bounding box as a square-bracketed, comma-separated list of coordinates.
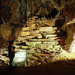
[26, 41, 58, 47]
[15, 49, 30, 52]
[17, 37, 25, 41]
[20, 35, 36, 39]
[18, 34, 58, 40]
[41, 33, 56, 35]
[54, 45, 61, 48]
[14, 43, 59, 50]
[43, 41, 58, 45]
[16, 39, 59, 43]
[14, 45, 29, 49]
[18, 33, 57, 39]
[22, 27, 57, 31]
[15, 37, 60, 44]
[20, 32, 30, 36]
[20, 30, 56, 37]
[22, 27, 56, 34]
[44, 34, 57, 37]
[40, 31, 56, 34]
[26, 42, 41, 47]
[39, 27, 57, 32]
[20, 33, 41, 37]
[20, 30, 39, 36]
[22, 27, 30, 31]
[30, 30, 39, 35]
[28, 39, 59, 42]
[15, 48, 30, 50]
[33, 43, 59, 49]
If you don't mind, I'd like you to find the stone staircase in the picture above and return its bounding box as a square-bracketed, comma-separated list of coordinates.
[14, 26, 59, 50]
[13, 25, 63, 66]
[13, 17, 63, 66]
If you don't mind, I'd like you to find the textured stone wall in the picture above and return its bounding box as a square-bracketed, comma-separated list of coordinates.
[0, 0, 75, 49]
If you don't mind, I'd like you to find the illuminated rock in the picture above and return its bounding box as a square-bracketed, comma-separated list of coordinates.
[44, 34, 57, 38]
[13, 16, 62, 66]
[39, 27, 54, 32]
[43, 41, 58, 45]
[28, 39, 57, 42]
[13, 51, 26, 63]
[20, 32, 30, 36]
[24, 36, 36, 39]
[69, 33, 75, 52]
[22, 27, 30, 31]
[13, 50, 27, 66]
[26, 42, 41, 47]
[14, 45, 29, 49]
[37, 34, 42, 39]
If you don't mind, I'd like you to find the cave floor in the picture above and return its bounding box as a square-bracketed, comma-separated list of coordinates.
[0, 60, 75, 75]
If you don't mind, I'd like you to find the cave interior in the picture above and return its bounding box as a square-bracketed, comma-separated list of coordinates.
[0, 0, 75, 67]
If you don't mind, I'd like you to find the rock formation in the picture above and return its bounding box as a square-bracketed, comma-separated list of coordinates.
[0, 0, 75, 50]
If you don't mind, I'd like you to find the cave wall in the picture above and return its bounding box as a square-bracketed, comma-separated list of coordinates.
[60, 3, 75, 49]
[0, 0, 75, 49]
